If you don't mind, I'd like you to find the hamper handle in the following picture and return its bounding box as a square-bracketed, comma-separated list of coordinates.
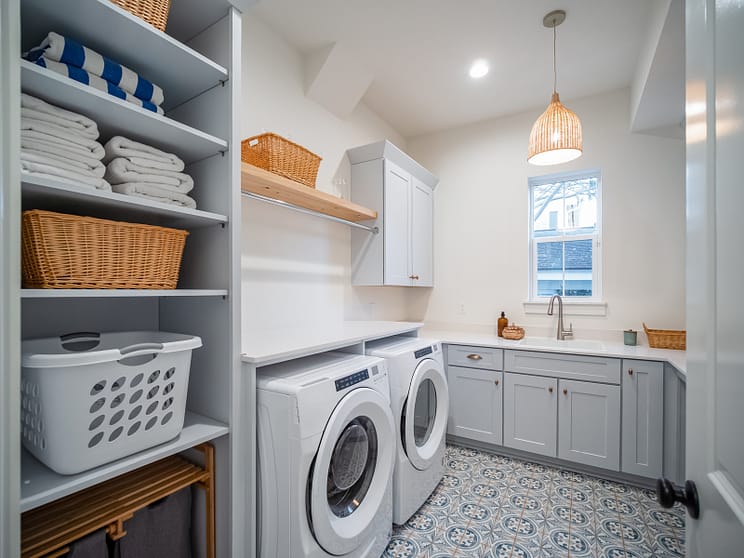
[119, 342, 165, 359]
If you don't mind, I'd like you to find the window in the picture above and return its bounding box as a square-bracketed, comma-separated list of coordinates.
[529, 170, 601, 301]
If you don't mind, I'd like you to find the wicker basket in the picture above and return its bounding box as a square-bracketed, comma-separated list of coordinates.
[22, 210, 188, 289]
[502, 325, 525, 341]
[241, 133, 321, 188]
[643, 323, 686, 350]
[110, 0, 171, 32]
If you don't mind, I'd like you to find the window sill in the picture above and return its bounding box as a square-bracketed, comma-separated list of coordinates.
[522, 300, 608, 316]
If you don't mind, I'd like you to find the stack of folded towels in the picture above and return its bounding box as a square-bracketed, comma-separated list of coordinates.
[103, 136, 197, 209]
[24, 32, 165, 114]
[21, 93, 110, 190]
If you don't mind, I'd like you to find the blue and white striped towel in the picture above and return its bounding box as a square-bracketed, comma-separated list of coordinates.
[33, 56, 164, 115]
[25, 32, 164, 106]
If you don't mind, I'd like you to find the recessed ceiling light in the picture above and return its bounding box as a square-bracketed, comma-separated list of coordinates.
[469, 59, 489, 79]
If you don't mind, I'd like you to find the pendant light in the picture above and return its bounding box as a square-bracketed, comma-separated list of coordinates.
[528, 10, 583, 166]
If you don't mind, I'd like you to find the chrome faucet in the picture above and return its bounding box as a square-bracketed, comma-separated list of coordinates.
[547, 295, 574, 340]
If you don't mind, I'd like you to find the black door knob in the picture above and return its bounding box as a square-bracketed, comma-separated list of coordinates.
[656, 478, 700, 519]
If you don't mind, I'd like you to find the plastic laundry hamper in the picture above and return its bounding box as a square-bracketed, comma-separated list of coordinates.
[21, 331, 202, 475]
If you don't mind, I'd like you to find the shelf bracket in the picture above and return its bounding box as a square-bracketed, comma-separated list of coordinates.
[241, 191, 379, 234]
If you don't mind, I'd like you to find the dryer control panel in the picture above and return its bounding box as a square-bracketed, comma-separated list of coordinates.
[334, 369, 370, 391]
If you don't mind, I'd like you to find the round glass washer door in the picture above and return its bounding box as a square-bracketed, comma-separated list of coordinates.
[402, 358, 449, 471]
[309, 387, 395, 555]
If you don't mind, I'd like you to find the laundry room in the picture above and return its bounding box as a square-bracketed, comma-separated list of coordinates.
[1, 0, 742, 557]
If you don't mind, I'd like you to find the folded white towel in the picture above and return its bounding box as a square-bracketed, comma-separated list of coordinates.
[105, 157, 193, 193]
[22, 149, 106, 178]
[112, 183, 197, 209]
[103, 136, 184, 171]
[21, 163, 111, 191]
[21, 124, 105, 160]
[21, 93, 99, 139]
[21, 135, 105, 169]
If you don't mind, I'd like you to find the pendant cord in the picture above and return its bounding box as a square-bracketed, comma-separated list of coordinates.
[553, 21, 557, 94]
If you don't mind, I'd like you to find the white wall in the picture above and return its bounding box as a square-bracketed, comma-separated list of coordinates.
[240, 14, 410, 341]
[406, 88, 686, 339]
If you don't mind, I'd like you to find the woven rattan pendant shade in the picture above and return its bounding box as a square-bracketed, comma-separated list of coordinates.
[527, 92, 583, 165]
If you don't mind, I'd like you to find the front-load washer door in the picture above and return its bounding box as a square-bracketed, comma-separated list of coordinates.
[402, 358, 449, 471]
[309, 386, 395, 556]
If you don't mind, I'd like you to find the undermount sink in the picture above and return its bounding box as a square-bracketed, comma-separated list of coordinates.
[519, 338, 607, 351]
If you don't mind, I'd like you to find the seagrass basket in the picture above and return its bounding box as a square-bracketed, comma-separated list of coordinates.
[110, 0, 170, 32]
[643, 323, 686, 350]
[241, 133, 321, 188]
[22, 210, 188, 289]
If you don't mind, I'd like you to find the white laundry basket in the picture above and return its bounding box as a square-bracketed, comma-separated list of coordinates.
[21, 331, 202, 475]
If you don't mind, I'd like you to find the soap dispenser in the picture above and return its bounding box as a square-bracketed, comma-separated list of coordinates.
[497, 311, 508, 337]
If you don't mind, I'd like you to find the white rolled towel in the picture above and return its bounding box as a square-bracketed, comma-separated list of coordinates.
[21, 134, 105, 170]
[103, 136, 184, 172]
[21, 159, 111, 191]
[21, 149, 106, 178]
[21, 124, 105, 160]
[21, 93, 99, 139]
[104, 157, 193, 193]
[112, 183, 196, 209]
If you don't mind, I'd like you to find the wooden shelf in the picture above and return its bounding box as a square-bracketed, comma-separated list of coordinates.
[22, 174, 227, 229]
[22, 444, 215, 558]
[21, 0, 228, 111]
[241, 163, 377, 222]
[21, 289, 227, 299]
[21, 412, 228, 512]
[21, 61, 227, 165]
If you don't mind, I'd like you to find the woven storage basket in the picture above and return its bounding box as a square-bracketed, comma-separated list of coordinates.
[241, 133, 321, 188]
[502, 325, 525, 340]
[110, 0, 170, 31]
[22, 210, 188, 289]
[643, 323, 686, 350]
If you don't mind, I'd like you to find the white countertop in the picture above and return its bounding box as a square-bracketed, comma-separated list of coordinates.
[241, 321, 423, 366]
[421, 327, 687, 378]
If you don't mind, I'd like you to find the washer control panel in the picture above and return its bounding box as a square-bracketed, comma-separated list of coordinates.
[414, 346, 433, 359]
[335, 369, 370, 391]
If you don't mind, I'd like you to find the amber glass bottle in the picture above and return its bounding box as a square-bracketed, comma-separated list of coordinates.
[497, 311, 508, 337]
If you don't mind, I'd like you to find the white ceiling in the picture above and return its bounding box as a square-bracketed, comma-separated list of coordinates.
[251, 0, 660, 137]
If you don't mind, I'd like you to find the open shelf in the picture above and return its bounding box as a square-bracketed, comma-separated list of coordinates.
[21, 61, 227, 164]
[20, 0, 228, 111]
[21, 289, 228, 299]
[22, 173, 227, 229]
[241, 163, 377, 222]
[20, 411, 228, 512]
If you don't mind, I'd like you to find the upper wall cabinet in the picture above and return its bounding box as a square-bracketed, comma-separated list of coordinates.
[348, 140, 438, 287]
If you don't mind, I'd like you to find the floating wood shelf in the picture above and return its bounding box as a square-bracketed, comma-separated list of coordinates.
[241, 163, 377, 222]
[22, 443, 215, 558]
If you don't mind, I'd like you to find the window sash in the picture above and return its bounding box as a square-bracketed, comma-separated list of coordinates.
[531, 236, 599, 300]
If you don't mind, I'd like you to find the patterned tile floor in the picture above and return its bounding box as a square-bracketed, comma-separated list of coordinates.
[383, 444, 686, 558]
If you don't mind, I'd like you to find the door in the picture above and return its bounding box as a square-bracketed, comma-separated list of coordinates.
[308, 387, 395, 556]
[558, 379, 620, 471]
[383, 160, 411, 286]
[621, 360, 663, 478]
[446, 365, 502, 445]
[402, 358, 448, 470]
[503, 373, 557, 458]
[685, 0, 744, 553]
[411, 176, 433, 287]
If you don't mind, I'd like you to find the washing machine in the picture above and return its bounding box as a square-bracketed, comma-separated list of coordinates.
[257, 352, 396, 558]
[366, 336, 449, 525]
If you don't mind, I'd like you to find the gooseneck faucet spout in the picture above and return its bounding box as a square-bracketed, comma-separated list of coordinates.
[547, 294, 574, 341]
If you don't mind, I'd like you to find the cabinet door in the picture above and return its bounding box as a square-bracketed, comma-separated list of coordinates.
[622, 360, 663, 478]
[503, 373, 557, 457]
[411, 177, 433, 287]
[447, 365, 502, 445]
[383, 160, 412, 286]
[558, 379, 620, 471]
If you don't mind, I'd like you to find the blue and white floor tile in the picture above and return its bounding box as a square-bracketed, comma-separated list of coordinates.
[383, 444, 686, 558]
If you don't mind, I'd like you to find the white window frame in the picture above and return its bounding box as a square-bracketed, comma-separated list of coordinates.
[528, 169, 602, 303]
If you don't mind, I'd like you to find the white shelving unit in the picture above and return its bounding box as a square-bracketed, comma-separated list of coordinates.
[1, 1, 247, 557]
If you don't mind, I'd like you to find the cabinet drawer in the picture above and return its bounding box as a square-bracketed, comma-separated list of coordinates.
[447, 345, 503, 370]
[504, 350, 621, 384]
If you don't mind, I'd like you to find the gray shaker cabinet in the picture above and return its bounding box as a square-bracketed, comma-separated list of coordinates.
[503, 372, 557, 458]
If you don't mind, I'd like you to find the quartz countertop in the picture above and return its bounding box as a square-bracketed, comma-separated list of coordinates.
[241, 321, 423, 366]
[420, 327, 687, 378]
